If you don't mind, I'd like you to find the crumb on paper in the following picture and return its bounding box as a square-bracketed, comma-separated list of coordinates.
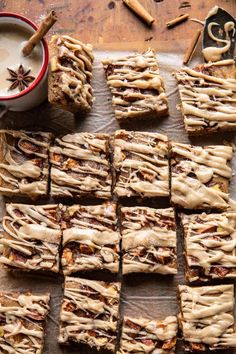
[145, 36, 153, 41]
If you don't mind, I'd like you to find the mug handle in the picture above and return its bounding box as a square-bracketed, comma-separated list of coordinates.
[0, 105, 8, 118]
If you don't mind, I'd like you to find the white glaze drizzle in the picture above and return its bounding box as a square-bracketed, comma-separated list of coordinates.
[121, 207, 177, 274]
[179, 284, 236, 349]
[119, 316, 177, 354]
[171, 142, 232, 210]
[113, 130, 169, 197]
[61, 203, 119, 274]
[0, 130, 52, 198]
[49, 132, 112, 199]
[203, 21, 235, 62]
[181, 212, 236, 282]
[0, 204, 61, 272]
[102, 48, 168, 121]
[49, 35, 94, 112]
[174, 60, 236, 134]
[0, 291, 50, 354]
[59, 277, 120, 351]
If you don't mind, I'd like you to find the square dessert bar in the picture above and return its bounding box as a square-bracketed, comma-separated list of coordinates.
[61, 203, 119, 275]
[181, 211, 236, 282]
[174, 59, 236, 135]
[0, 130, 52, 198]
[119, 316, 178, 354]
[121, 207, 177, 274]
[178, 284, 236, 352]
[102, 48, 168, 122]
[170, 142, 233, 210]
[0, 204, 61, 273]
[59, 277, 120, 351]
[0, 291, 50, 354]
[50, 132, 112, 199]
[48, 35, 94, 113]
[113, 130, 169, 198]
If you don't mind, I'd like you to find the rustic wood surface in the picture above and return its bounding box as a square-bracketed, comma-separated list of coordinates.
[1, 0, 236, 52]
[0, 2, 235, 354]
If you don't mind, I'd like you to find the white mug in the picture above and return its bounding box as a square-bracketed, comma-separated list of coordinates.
[0, 12, 49, 113]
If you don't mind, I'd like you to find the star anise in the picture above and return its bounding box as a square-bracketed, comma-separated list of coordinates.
[6, 64, 35, 92]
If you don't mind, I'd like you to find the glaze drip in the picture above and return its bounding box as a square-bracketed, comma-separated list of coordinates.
[102, 48, 168, 121]
[113, 130, 169, 197]
[50, 132, 112, 199]
[179, 284, 236, 350]
[61, 203, 119, 274]
[59, 277, 120, 351]
[121, 207, 177, 274]
[0, 204, 61, 273]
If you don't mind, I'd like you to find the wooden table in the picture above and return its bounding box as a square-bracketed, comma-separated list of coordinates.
[2, 0, 236, 53]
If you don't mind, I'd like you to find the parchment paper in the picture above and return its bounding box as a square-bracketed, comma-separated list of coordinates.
[0, 50, 236, 354]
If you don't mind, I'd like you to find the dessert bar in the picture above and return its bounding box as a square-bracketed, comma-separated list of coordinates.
[170, 142, 233, 210]
[119, 316, 178, 354]
[0, 130, 52, 198]
[50, 132, 112, 199]
[103, 48, 168, 122]
[0, 291, 50, 354]
[181, 211, 236, 282]
[178, 284, 236, 351]
[174, 59, 236, 135]
[61, 203, 119, 275]
[48, 35, 94, 113]
[59, 277, 120, 351]
[113, 130, 169, 198]
[121, 206, 177, 274]
[0, 204, 61, 273]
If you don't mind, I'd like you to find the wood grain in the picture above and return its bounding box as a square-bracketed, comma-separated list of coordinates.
[1, 0, 236, 52]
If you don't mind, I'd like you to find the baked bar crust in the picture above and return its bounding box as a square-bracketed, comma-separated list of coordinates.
[178, 284, 236, 352]
[170, 142, 233, 210]
[0, 291, 50, 354]
[113, 130, 169, 198]
[0, 204, 61, 273]
[102, 48, 168, 121]
[48, 35, 94, 113]
[59, 277, 120, 351]
[174, 59, 236, 135]
[121, 207, 177, 274]
[49, 133, 112, 199]
[61, 203, 119, 275]
[181, 211, 236, 282]
[119, 316, 177, 354]
[0, 130, 52, 198]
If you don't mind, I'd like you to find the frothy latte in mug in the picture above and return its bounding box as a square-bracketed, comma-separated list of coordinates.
[0, 23, 43, 96]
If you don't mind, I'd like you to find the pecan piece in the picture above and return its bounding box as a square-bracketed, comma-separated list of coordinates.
[79, 244, 94, 255]
[199, 225, 217, 234]
[126, 320, 141, 331]
[162, 338, 176, 349]
[64, 301, 76, 312]
[19, 140, 39, 153]
[62, 248, 73, 264]
[88, 330, 96, 337]
[141, 339, 154, 346]
[211, 266, 230, 278]
[53, 153, 63, 163]
[138, 170, 155, 182]
[190, 342, 206, 352]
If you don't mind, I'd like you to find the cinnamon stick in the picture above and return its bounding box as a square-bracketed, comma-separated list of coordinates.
[183, 29, 202, 65]
[22, 11, 57, 57]
[166, 13, 189, 29]
[123, 0, 155, 26]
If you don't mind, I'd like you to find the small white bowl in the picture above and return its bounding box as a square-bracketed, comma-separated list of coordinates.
[0, 12, 49, 112]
